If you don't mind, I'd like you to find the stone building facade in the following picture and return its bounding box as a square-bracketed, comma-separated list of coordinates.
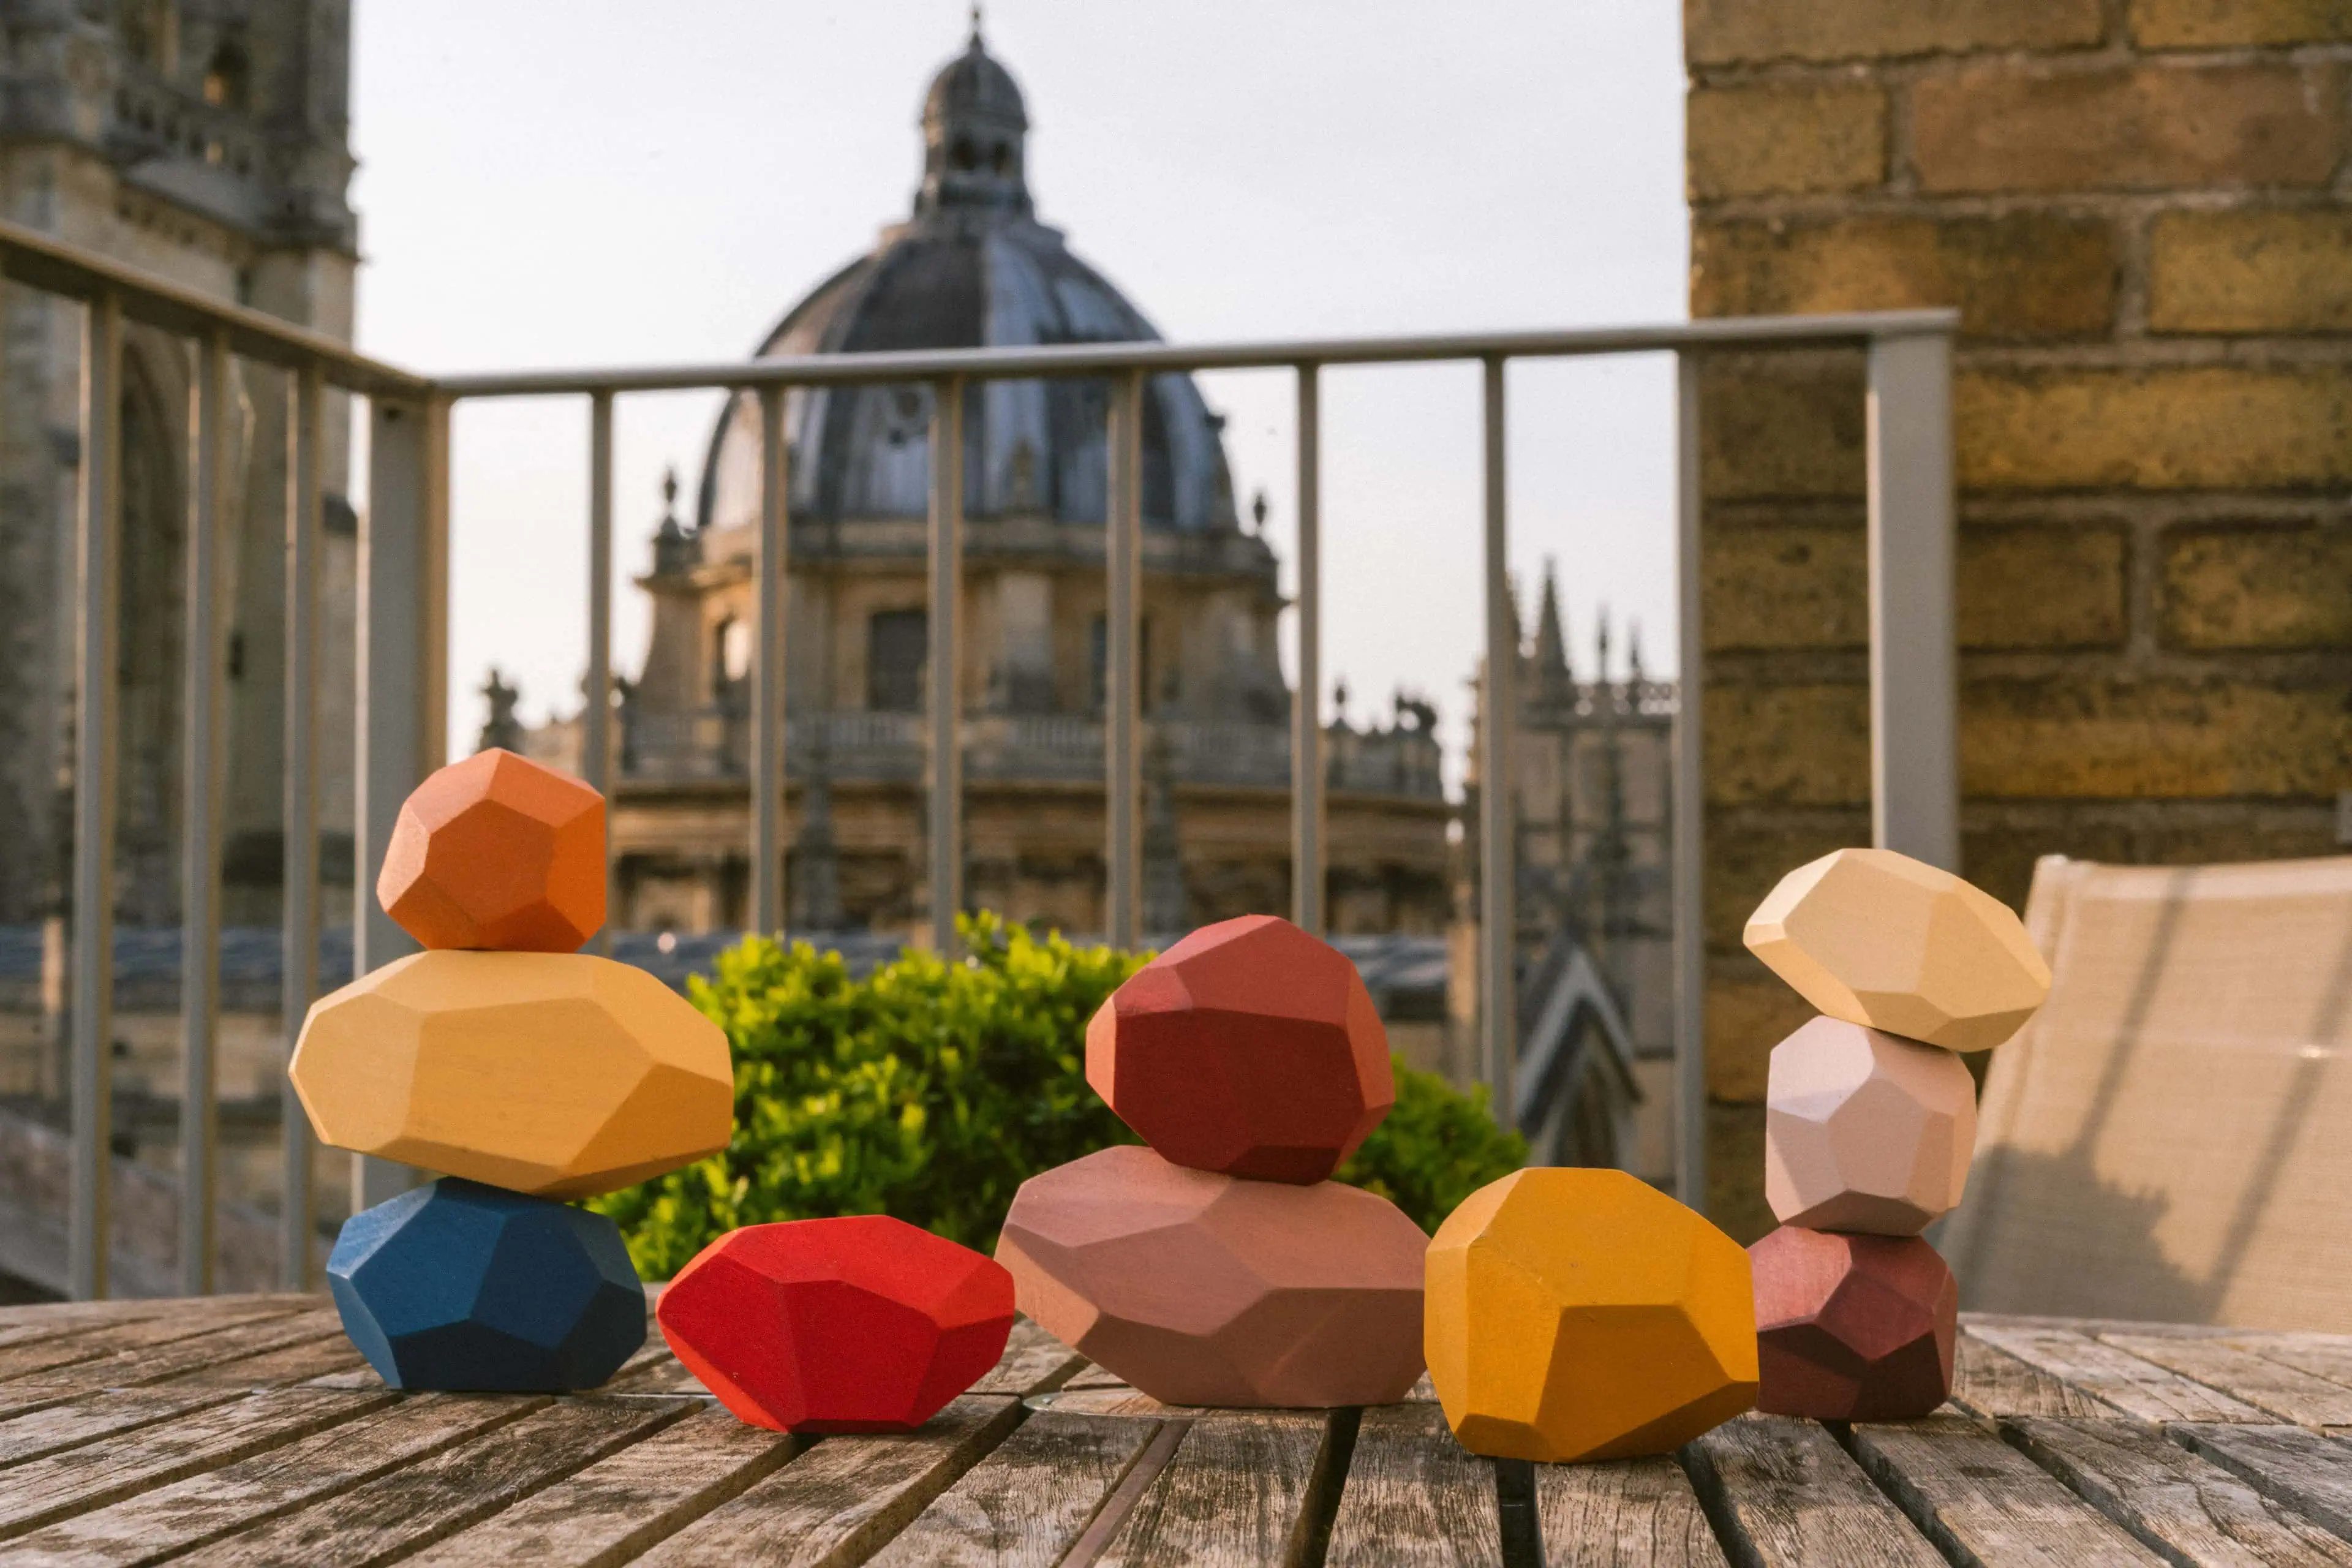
[584, 31, 1450, 941]
[0, 0, 360, 937]
[1687, 0, 2352, 1235]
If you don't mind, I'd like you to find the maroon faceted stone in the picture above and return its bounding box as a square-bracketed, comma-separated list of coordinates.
[1751, 1226, 1957, 1421]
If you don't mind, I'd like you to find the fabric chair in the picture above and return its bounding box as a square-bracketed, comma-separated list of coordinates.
[1940, 853, 2352, 1332]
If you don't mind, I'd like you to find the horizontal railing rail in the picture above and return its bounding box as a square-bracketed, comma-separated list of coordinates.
[1, 211, 1956, 1301]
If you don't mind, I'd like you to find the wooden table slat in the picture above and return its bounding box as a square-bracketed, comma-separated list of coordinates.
[0, 1384, 242, 1471]
[1325, 1403, 1501, 1568]
[0, 1387, 392, 1545]
[967, 1317, 1085, 1400]
[157, 1331, 368, 1389]
[1964, 1323, 2272, 1424]
[173, 1398, 685, 1566]
[2005, 1415, 2352, 1567]
[1535, 1453, 1726, 1567]
[1950, 1330, 2113, 1420]
[0, 1302, 318, 1386]
[402, 1406, 804, 1568]
[2098, 1332, 2352, 1430]
[868, 1409, 1159, 1567]
[1847, 1414, 2169, 1566]
[634, 1395, 1022, 1567]
[2169, 1422, 2352, 1541]
[1095, 1410, 1339, 1568]
[1683, 1414, 1946, 1567]
[2226, 1336, 2352, 1398]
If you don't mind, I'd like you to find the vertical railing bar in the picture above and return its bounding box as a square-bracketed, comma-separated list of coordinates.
[1477, 355, 1515, 1136]
[1105, 369, 1144, 950]
[1672, 351, 1708, 1216]
[280, 364, 322, 1288]
[1291, 363, 1324, 937]
[69, 288, 124, 1300]
[1865, 330, 1959, 870]
[927, 376, 965, 955]
[751, 386, 788, 937]
[584, 390, 615, 954]
[178, 328, 232, 1294]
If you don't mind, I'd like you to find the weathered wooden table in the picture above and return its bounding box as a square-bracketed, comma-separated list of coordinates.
[4, 1295, 2352, 1564]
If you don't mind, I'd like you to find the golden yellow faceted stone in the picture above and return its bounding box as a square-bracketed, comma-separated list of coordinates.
[292, 951, 733, 1198]
[1425, 1167, 1758, 1463]
[1743, 847, 2052, 1053]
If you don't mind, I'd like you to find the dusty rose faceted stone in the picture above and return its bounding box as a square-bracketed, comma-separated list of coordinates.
[996, 1144, 1427, 1408]
[1085, 914, 1393, 1184]
[1752, 1227, 1958, 1421]
[1766, 1017, 1977, 1235]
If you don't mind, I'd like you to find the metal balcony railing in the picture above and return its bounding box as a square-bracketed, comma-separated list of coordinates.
[2, 214, 1959, 1300]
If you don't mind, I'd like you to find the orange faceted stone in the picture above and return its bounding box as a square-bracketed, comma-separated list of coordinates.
[379, 748, 605, 952]
[1085, 914, 1392, 1183]
[998, 1145, 1428, 1408]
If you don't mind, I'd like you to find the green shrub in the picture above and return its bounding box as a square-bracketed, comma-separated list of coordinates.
[591, 913, 1527, 1279]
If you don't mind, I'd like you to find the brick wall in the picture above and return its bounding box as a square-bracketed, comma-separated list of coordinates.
[1686, 0, 2352, 1237]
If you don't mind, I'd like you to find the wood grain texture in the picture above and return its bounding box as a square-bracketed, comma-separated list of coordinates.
[2170, 1422, 2352, 1540]
[0, 1302, 314, 1385]
[1038, 1387, 1197, 1420]
[1537, 1453, 1726, 1567]
[1063, 1363, 1132, 1390]
[1847, 1414, 2168, 1566]
[1095, 1410, 1338, 1568]
[2005, 1415, 2352, 1567]
[0, 1385, 239, 1469]
[159, 1332, 368, 1389]
[967, 1317, 1085, 1399]
[1966, 1324, 2269, 1423]
[2101, 1333, 2352, 1428]
[635, 1395, 1022, 1567]
[0, 1394, 535, 1565]
[173, 1398, 680, 1566]
[868, 1409, 1157, 1567]
[1950, 1331, 2110, 1420]
[2228, 1335, 2352, 1398]
[1324, 1402, 1500, 1567]
[402, 1406, 803, 1568]
[0, 1388, 390, 1544]
[601, 1354, 710, 1396]
[42, 1310, 349, 1391]
[1682, 1413, 1944, 1567]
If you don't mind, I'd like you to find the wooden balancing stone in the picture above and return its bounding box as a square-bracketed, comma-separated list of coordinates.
[1743, 848, 2048, 1419]
[1000, 914, 1428, 1408]
[1424, 1167, 1757, 1463]
[296, 749, 734, 1392]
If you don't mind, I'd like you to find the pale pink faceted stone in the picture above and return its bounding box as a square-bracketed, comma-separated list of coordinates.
[1765, 1017, 1977, 1235]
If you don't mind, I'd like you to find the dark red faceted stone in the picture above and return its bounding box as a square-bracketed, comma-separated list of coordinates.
[1085, 914, 1392, 1184]
[1751, 1226, 1958, 1421]
[656, 1215, 1014, 1433]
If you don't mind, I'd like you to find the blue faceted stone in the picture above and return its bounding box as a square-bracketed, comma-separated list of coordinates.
[328, 1178, 645, 1391]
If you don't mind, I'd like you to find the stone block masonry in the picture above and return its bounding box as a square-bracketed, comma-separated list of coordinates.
[1686, 0, 2352, 1238]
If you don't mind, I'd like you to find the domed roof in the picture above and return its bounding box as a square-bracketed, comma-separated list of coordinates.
[696, 29, 1237, 538]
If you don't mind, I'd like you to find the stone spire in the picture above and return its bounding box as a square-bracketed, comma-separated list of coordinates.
[1531, 559, 1573, 706]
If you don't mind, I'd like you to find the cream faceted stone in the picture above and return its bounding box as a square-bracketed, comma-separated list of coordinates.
[1765, 1017, 1977, 1235]
[292, 951, 734, 1198]
[1743, 848, 2051, 1052]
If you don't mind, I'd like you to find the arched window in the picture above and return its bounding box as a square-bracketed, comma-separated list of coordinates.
[115, 352, 183, 925]
[202, 40, 251, 112]
[868, 610, 927, 712]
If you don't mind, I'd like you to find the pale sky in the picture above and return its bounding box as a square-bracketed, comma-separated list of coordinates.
[347, 1, 1689, 768]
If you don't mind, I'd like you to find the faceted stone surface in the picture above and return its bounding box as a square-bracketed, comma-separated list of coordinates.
[657, 1215, 1015, 1433]
[1425, 1167, 1757, 1463]
[292, 949, 733, 1198]
[1766, 1017, 1978, 1235]
[379, 748, 606, 952]
[1752, 1226, 1958, 1420]
[1744, 847, 2052, 1052]
[1085, 914, 1393, 1183]
[328, 1178, 645, 1392]
[997, 1144, 1427, 1408]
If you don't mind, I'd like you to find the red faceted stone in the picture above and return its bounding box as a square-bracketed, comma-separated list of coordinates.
[1751, 1226, 1958, 1421]
[1086, 914, 1393, 1183]
[655, 1215, 1014, 1433]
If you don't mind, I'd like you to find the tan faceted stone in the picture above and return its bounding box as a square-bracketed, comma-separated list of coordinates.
[1744, 848, 2050, 1052]
[1766, 1018, 1977, 1235]
[292, 950, 734, 1198]
[995, 1145, 1427, 1409]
